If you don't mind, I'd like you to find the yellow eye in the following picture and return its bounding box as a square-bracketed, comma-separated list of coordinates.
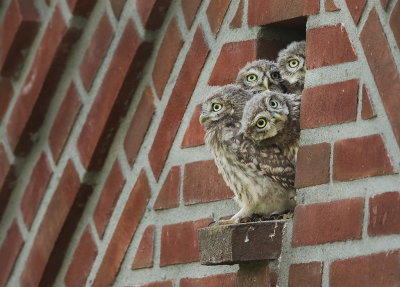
[247, 74, 257, 82]
[256, 118, 267, 128]
[271, 72, 280, 79]
[289, 59, 299, 68]
[269, 100, 278, 108]
[212, 103, 222, 111]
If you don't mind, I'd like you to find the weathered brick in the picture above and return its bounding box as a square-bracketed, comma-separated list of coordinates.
[306, 24, 357, 70]
[292, 198, 364, 247]
[64, 225, 98, 287]
[183, 160, 234, 205]
[181, 104, 206, 148]
[361, 84, 376, 120]
[7, 5, 82, 156]
[230, 0, 243, 28]
[127, 281, 174, 287]
[368, 191, 400, 237]
[0, 144, 16, 222]
[248, 0, 319, 27]
[136, 0, 172, 30]
[181, 0, 203, 29]
[80, 12, 114, 91]
[289, 262, 323, 287]
[0, 220, 23, 287]
[295, 142, 331, 188]
[0, 0, 39, 77]
[325, 0, 339, 11]
[131, 225, 155, 270]
[93, 159, 126, 239]
[361, 9, 400, 149]
[66, 0, 97, 17]
[48, 81, 82, 163]
[390, 0, 400, 50]
[153, 166, 180, 210]
[300, 79, 359, 129]
[0, 78, 13, 125]
[148, 26, 209, 180]
[180, 273, 236, 287]
[381, 0, 390, 9]
[152, 18, 184, 99]
[110, 0, 127, 19]
[344, 0, 367, 25]
[330, 250, 400, 287]
[236, 263, 270, 287]
[333, 134, 395, 182]
[124, 86, 155, 167]
[206, 0, 231, 36]
[20, 152, 52, 229]
[92, 169, 151, 287]
[160, 218, 211, 266]
[77, 20, 153, 171]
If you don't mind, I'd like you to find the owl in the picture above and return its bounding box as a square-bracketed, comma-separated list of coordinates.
[241, 91, 301, 166]
[200, 85, 296, 225]
[236, 60, 285, 93]
[277, 41, 306, 94]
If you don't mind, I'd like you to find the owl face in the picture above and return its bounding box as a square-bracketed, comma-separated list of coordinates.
[277, 41, 306, 86]
[236, 60, 284, 93]
[199, 85, 253, 130]
[241, 91, 290, 142]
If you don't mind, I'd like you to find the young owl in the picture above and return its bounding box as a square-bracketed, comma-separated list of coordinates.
[241, 91, 301, 166]
[236, 60, 285, 93]
[277, 41, 306, 94]
[200, 85, 296, 225]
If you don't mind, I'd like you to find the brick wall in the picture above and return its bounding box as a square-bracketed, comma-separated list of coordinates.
[0, 0, 399, 286]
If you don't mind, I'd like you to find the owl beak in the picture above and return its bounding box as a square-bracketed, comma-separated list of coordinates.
[263, 77, 269, 89]
[199, 115, 207, 124]
[274, 114, 285, 122]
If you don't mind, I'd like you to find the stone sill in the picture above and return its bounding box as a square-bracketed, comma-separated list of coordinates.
[198, 220, 286, 266]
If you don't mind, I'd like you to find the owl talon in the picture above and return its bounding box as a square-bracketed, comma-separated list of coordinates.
[208, 221, 216, 227]
[290, 196, 297, 203]
[268, 214, 280, 220]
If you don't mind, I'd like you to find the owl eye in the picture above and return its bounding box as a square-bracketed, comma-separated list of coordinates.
[212, 103, 222, 112]
[271, 72, 280, 79]
[256, 118, 267, 128]
[247, 74, 258, 82]
[269, 100, 278, 108]
[289, 59, 299, 68]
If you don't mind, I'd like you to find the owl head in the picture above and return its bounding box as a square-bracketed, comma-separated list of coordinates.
[236, 60, 285, 93]
[199, 85, 253, 130]
[277, 41, 306, 93]
[241, 91, 300, 144]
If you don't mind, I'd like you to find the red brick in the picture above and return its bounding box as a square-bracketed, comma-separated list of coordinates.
[292, 198, 364, 247]
[181, 0, 202, 29]
[66, 0, 97, 17]
[153, 166, 180, 210]
[131, 225, 155, 270]
[0, 144, 16, 222]
[160, 218, 211, 266]
[152, 18, 184, 99]
[181, 104, 205, 148]
[77, 20, 153, 171]
[124, 86, 155, 167]
[136, 0, 172, 30]
[92, 169, 151, 287]
[235, 263, 270, 287]
[368, 191, 400, 237]
[206, 0, 231, 36]
[0, 0, 39, 77]
[64, 225, 98, 287]
[333, 134, 395, 182]
[295, 142, 331, 189]
[93, 159, 126, 239]
[20, 152, 52, 229]
[344, 0, 367, 25]
[381, 0, 390, 9]
[80, 12, 114, 91]
[148, 26, 209, 180]
[208, 39, 292, 86]
[248, 0, 319, 27]
[306, 24, 357, 70]
[300, 79, 358, 129]
[0, 79, 13, 125]
[20, 160, 81, 287]
[49, 81, 82, 163]
[361, 84, 376, 120]
[361, 9, 400, 149]
[127, 281, 174, 287]
[330, 250, 400, 287]
[325, 0, 339, 11]
[390, 0, 400, 50]
[230, 0, 243, 28]
[183, 160, 234, 205]
[289, 262, 323, 287]
[0, 220, 22, 287]
[180, 273, 236, 287]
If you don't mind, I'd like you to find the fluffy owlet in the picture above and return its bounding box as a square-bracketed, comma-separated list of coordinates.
[277, 41, 306, 94]
[200, 85, 296, 225]
[236, 60, 285, 93]
[241, 91, 301, 166]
